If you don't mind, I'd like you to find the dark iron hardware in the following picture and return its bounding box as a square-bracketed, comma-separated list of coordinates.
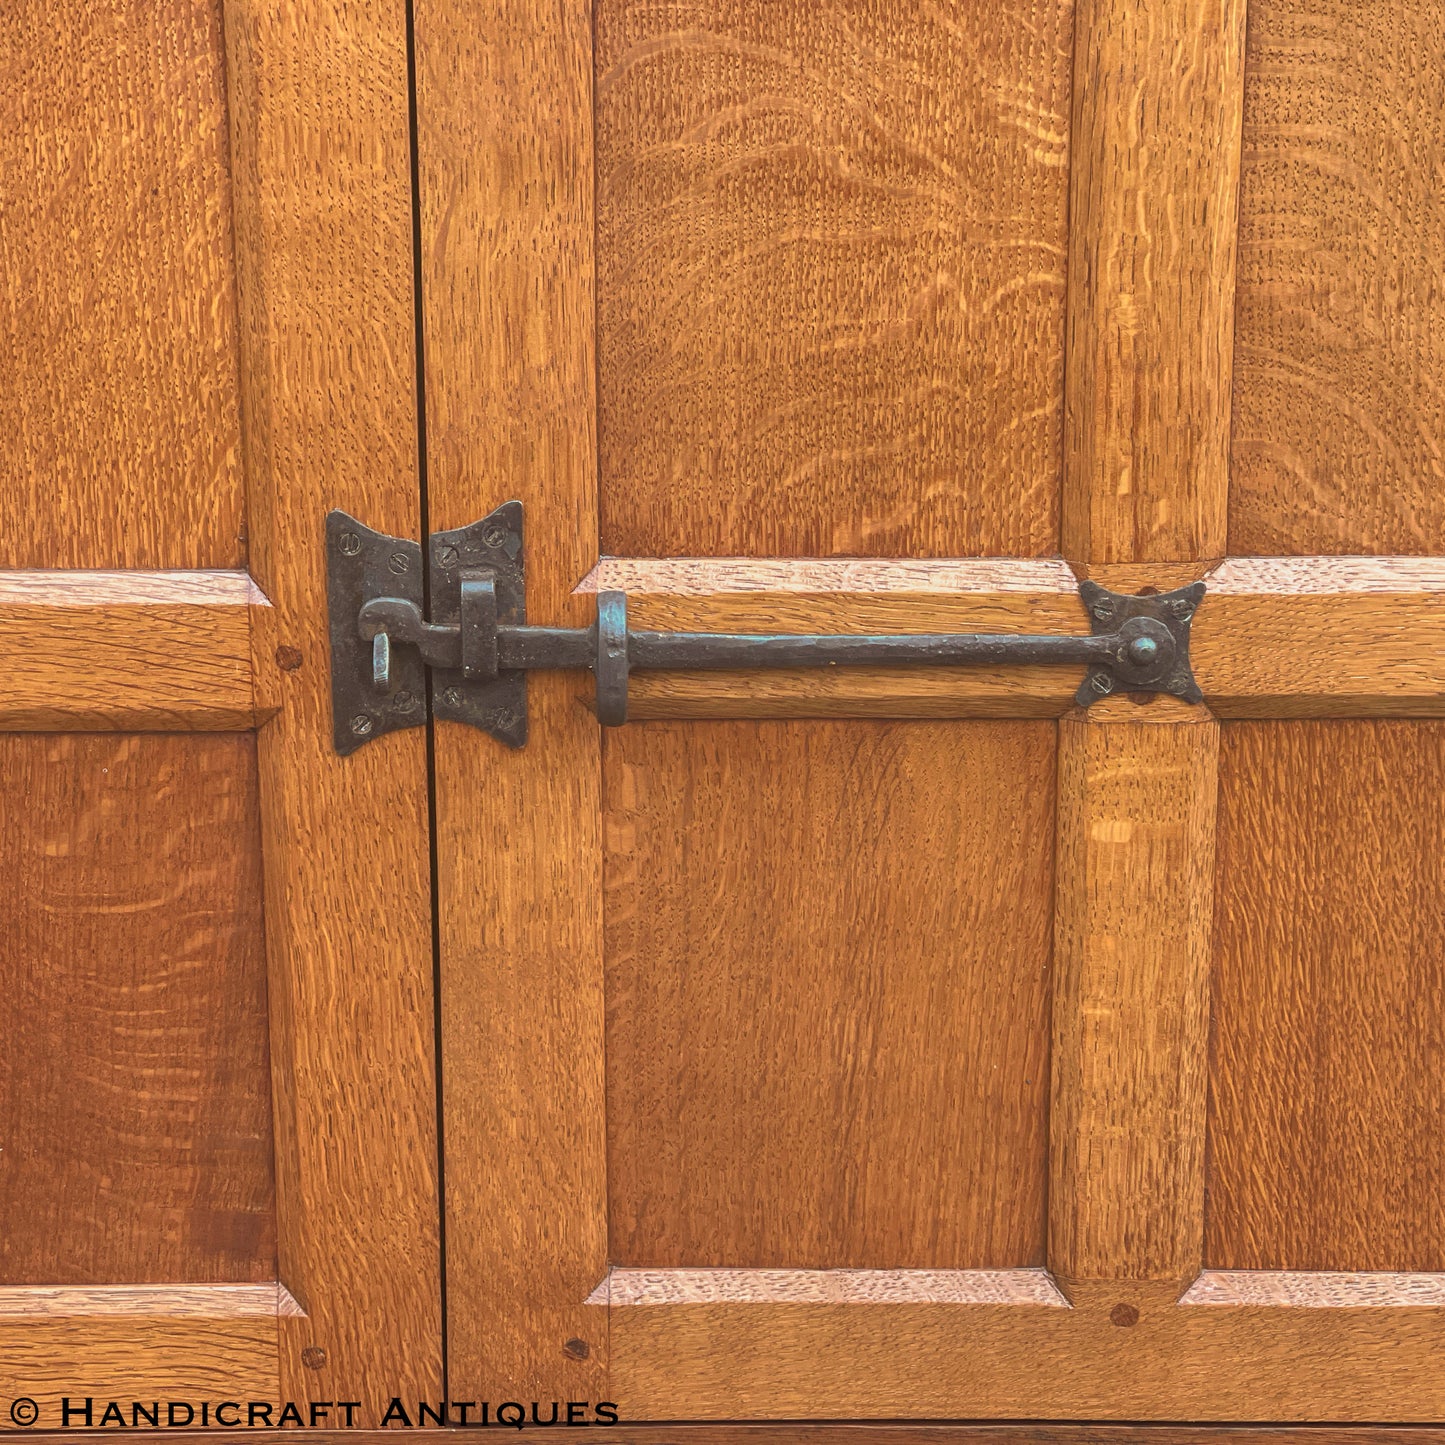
[327, 503, 1205, 754]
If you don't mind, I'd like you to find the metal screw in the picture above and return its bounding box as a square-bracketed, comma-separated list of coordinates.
[1167, 677, 1189, 696]
[442, 687, 462, 707]
[394, 690, 417, 712]
[482, 523, 507, 548]
[389, 551, 411, 574]
[563, 1338, 590, 1361]
[494, 709, 520, 730]
[1090, 672, 1114, 695]
[1091, 602, 1114, 621]
[437, 544, 460, 568]
[301, 1345, 328, 1370]
[350, 714, 374, 737]
[339, 532, 361, 556]
[1170, 598, 1194, 620]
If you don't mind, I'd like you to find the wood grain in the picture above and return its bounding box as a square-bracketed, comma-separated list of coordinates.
[0, 571, 262, 730]
[1195, 558, 1445, 717]
[1064, 0, 1245, 562]
[0, 734, 274, 1285]
[606, 721, 1054, 1270]
[594, 1, 1073, 557]
[604, 1277, 1445, 1418]
[9, 1426, 1445, 1445]
[1050, 717, 1218, 1290]
[413, 0, 607, 1401]
[591, 1269, 1067, 1307]
[0, 1284, 302, 1317]
[1229, 0, 1445, 554]
[1182, 1272, 1445, 1308]
[0, 1317, 277, 1423]
[223, 0, 442, 1411]
[0, 0, 245, 569]
[1209, 722, 1445, 1272]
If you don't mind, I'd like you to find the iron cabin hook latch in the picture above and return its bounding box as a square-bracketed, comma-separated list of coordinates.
[324, 503, 1205, 755]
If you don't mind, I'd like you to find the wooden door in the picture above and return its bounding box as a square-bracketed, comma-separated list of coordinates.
[416, 0, 1445, 1424]
[1, 0, 441, 1421]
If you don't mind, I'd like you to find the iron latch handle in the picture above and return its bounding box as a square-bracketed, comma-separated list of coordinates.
[326, 505, 1204, 754]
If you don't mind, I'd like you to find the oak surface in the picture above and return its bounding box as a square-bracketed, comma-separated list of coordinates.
[594, 1, 1073, 557]
[606, 721, 1054, 1270]
[224, 0, 442, 1410]
[1063, 0, 1245, 562]
[1210, 721, 1445, 1271]
[1229, 0, 1445, 554]
[414, 0, 607, 1402]
[0, 571, 261, 730]
[0, 734, 274, 1285]
[1050, 715, 1217, 1289]
[606, 1277, 1445, 1418]
[0, 0, 246, 569]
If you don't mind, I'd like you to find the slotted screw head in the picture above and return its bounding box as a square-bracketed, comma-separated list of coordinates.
[350, 714, 374, 736]
[482, 523, 508, 548]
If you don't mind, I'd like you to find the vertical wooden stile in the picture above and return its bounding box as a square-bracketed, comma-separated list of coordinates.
[1050, 710, 1218, 1295]
[223, 0, 443, 1409]
[412, 0, 608, 1398]
[1063, 0, 1247, 564]
[1052, 0, 1243, 1304]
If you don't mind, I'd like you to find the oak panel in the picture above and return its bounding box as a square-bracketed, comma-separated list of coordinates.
[0, 734, 274, 1285]
[605, 721, 1054, 1270]
[1209, 722, 1445, 1270]
[1, 0, 245, 569]
[1229, 0, 1445, 554]
[594, 2, 1073, 557]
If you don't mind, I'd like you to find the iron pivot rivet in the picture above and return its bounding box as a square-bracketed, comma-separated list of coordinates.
[1125, 636, 1160, 668]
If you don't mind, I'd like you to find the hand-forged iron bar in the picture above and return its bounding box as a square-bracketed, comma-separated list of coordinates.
[498, 623, 1121, 671]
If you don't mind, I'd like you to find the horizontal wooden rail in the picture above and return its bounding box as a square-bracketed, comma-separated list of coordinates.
[0, 1284, 300, 1419]
[601, 1275, 1445, 1419]
[7, 558, 1438, 730]
[0, 571, 268, 730]
[581, 557, 1445, 721]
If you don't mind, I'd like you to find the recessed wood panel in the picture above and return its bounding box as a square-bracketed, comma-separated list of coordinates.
[1, 0, 245, 568]
[594, 3, 1072, 558]
[1229, 0, 1445, 554]
[0, 734, 274, 1284]
[1208, 722, 1445, 1270]
[605, 721, 1054, 1269]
